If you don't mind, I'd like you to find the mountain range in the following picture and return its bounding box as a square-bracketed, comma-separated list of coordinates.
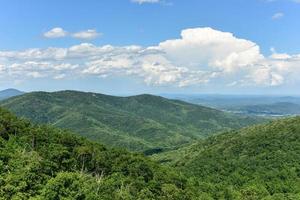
[0, 90, 262, 151]
[164, 94, 300, 117]
[230, 102, 300, 116]
[1, 102, 300, 199]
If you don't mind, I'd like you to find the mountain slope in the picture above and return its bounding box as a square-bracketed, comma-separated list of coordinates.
[153, 117, 300, 199]
[0, 107, 192, 199]
[0, 90, 262, 151]
[0, 88, 24, 100]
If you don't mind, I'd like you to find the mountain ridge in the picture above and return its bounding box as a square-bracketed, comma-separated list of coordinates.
[0, 90, 263, 151]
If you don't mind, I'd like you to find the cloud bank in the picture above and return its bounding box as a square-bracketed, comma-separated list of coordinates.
[1, 27, 300, 88]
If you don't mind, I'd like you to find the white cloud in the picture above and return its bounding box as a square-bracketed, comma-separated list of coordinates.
[131, 0, 160, 4]
[272, 12, 284, 20]
[44, 27, 68, 38]
[250, 67, 284, 86]
[72, 29, 101, 40]
[158, 27, 263, 73]
[0, 48, 67, 61]
[44, 28, 101, 40]
[270, 52, 291, 59]
[1, 27, 300, 88]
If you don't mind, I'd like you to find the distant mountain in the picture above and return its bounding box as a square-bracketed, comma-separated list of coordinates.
[152, 117, 300, 199]
[231, 102, 300, 116]
[0, 89, 24, 100]
[163, 94, 300, 116]
[0, 90, 262, 151]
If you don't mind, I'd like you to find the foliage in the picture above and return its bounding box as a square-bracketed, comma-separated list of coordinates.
[0, 90, 262, 151]
[153, 117, 300, 199]
[1, 106, 300, 199]
[0, 108, 191, 199]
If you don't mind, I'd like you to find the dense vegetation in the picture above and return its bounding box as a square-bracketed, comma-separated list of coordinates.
[1, 106, 300, 199]
[0, 107, 193, 199]
[153, 117, 300, 199]
[0, 90, 261, 151]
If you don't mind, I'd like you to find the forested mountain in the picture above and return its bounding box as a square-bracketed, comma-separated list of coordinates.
[0, 107, 192, 199]
[0, 89, 24, 100]
[2, 106, 300, 199]
[0, 90, 261, 151]
[152, 117, 300, 199]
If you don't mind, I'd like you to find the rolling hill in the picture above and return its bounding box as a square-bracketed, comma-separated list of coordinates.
[0, 107, 191, 199]
[152, 117, 300, 199]
[0, 90, 262, 151]
[0, 89, 24, 100]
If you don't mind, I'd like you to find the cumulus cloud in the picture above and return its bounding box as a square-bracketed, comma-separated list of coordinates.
[158, 27, 263, 73]
[131, 0, 160, 4]
[1, 27, 300, 88]
[272, 12, 284, 20]
[72, 29, 101, 40]
[44, 27, 68, 38]
[249, 67, 284, 86]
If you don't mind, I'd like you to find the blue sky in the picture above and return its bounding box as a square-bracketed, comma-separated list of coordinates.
[0, 0, 300, 95]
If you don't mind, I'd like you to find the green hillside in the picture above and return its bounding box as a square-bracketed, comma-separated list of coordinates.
[0, 90, 261, 151]
[2, 106, 300, 199]
[0, 107, 193, 199]
[153, 117, 300, 199]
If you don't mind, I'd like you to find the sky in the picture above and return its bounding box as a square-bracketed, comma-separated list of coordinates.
[0, 0, 300, 95]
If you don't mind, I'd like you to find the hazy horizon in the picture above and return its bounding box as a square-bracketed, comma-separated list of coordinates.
[2, 87, 300, 98]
